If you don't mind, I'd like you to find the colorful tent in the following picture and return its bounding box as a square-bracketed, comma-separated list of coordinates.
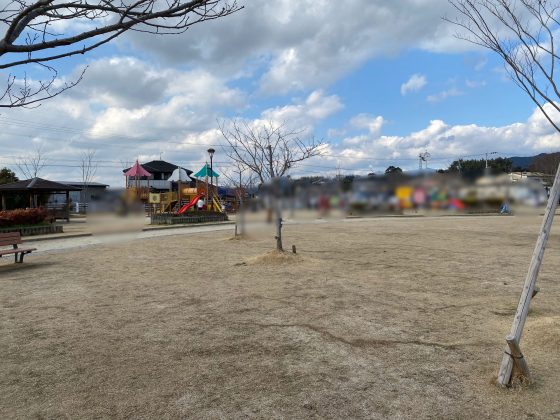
[168, 167, 191, 182]
[193, 163, 219, 179]
[124, 160, 153, 178]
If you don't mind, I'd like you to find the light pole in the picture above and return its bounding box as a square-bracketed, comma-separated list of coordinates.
[207, 148, 215, 210]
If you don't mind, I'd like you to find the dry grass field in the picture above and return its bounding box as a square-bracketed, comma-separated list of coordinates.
[1, 215, 560, 419]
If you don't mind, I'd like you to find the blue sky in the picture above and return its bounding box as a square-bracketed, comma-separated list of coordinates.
[0, 0, 558, 186]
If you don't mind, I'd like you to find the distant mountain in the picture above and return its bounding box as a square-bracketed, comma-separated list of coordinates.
[509, 153, 550, 170]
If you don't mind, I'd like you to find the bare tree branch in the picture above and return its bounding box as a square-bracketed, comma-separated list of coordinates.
[446, 0, 560, 387]
[80, 149, 97, 208]
[218, 119, 324, 185]
[445, 0, 560, 131]
[219, 119, 324, 248]
[16, 145, 47, 178]
[0, 0, 242, 107]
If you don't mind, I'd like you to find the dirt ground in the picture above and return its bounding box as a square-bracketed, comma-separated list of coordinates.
[1, 215, 560, 419]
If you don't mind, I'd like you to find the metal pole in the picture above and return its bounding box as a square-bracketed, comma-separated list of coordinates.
[210, 156, 213, 211]
[204, 162, 208, 211]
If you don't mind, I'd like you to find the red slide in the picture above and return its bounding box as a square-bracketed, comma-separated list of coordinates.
[176, 193, 204, 215]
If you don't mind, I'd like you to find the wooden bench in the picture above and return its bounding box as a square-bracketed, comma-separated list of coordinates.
[0, 232, 36, 263]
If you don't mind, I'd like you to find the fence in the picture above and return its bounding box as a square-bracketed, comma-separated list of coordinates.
[0, 224, 63, 236]
[150, 212, 228, 225]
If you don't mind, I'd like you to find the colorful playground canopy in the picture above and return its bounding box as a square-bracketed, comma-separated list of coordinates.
[193, 163, 219, 179]
[168, 167, 191, 182]
[124, 160, 152, 178]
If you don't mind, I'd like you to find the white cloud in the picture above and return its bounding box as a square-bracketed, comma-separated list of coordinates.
[311, 105, 560, 176]
[427, 88, 464, 103]
[2, 81, 560, 185]
[260, 90, 343, 130]
[465, 79, 487, 88]
[350, 114, 385, 136]
[400, 74, 427, 95]
[474, 57, 488, 71]
[124, 0, 467, 95]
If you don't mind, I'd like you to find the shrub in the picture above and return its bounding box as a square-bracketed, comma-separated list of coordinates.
[0, 208, 48, 227]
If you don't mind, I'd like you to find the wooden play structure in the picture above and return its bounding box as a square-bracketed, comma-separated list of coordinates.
[124, 160, 152, 203]
[148, 163, 223, 215]
[149, 188, 199, 213]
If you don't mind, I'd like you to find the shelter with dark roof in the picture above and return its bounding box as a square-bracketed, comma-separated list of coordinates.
[0, 178, 81, 220]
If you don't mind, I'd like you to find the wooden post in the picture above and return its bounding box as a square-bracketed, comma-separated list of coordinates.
[497, 162, 560, 386]
[505, 335, 531, 380]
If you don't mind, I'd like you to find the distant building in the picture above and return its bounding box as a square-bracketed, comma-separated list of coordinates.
[508, 171, 553, 187]
[59, 181, 110, 204]
[122, 160, 194, 192]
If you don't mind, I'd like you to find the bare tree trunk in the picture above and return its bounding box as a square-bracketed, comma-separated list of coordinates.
[275, 198, 283, 251]
[220, 120, 323, 249]
[238, 189, 245, 237]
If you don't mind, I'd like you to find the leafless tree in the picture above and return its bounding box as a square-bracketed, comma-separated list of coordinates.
[219, 119, 324, 250]
[219, 119, 324, 184]
[79, 149, 98, 210]
[446, 0, 560, 131]
[446, 0, 560, 387]
[16, 145, 47, 178]
[221, 161, 256, 237]
[529, 152, 560, 175]
[0, 0, 241, 107]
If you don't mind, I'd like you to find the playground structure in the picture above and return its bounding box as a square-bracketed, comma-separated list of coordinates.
[148, 163, 224, 215]
[124, 160, 153, 203]
[122, 159, 229, 225]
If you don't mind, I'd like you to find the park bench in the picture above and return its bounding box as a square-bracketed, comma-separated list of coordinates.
[0, 232, 36, 263]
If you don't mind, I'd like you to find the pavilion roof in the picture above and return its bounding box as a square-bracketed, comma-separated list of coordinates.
[0, 178, 82, 192]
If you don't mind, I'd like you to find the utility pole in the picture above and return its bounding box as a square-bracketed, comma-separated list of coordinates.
[419, 150, 431, 172]
[485, 151, 497, 172]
